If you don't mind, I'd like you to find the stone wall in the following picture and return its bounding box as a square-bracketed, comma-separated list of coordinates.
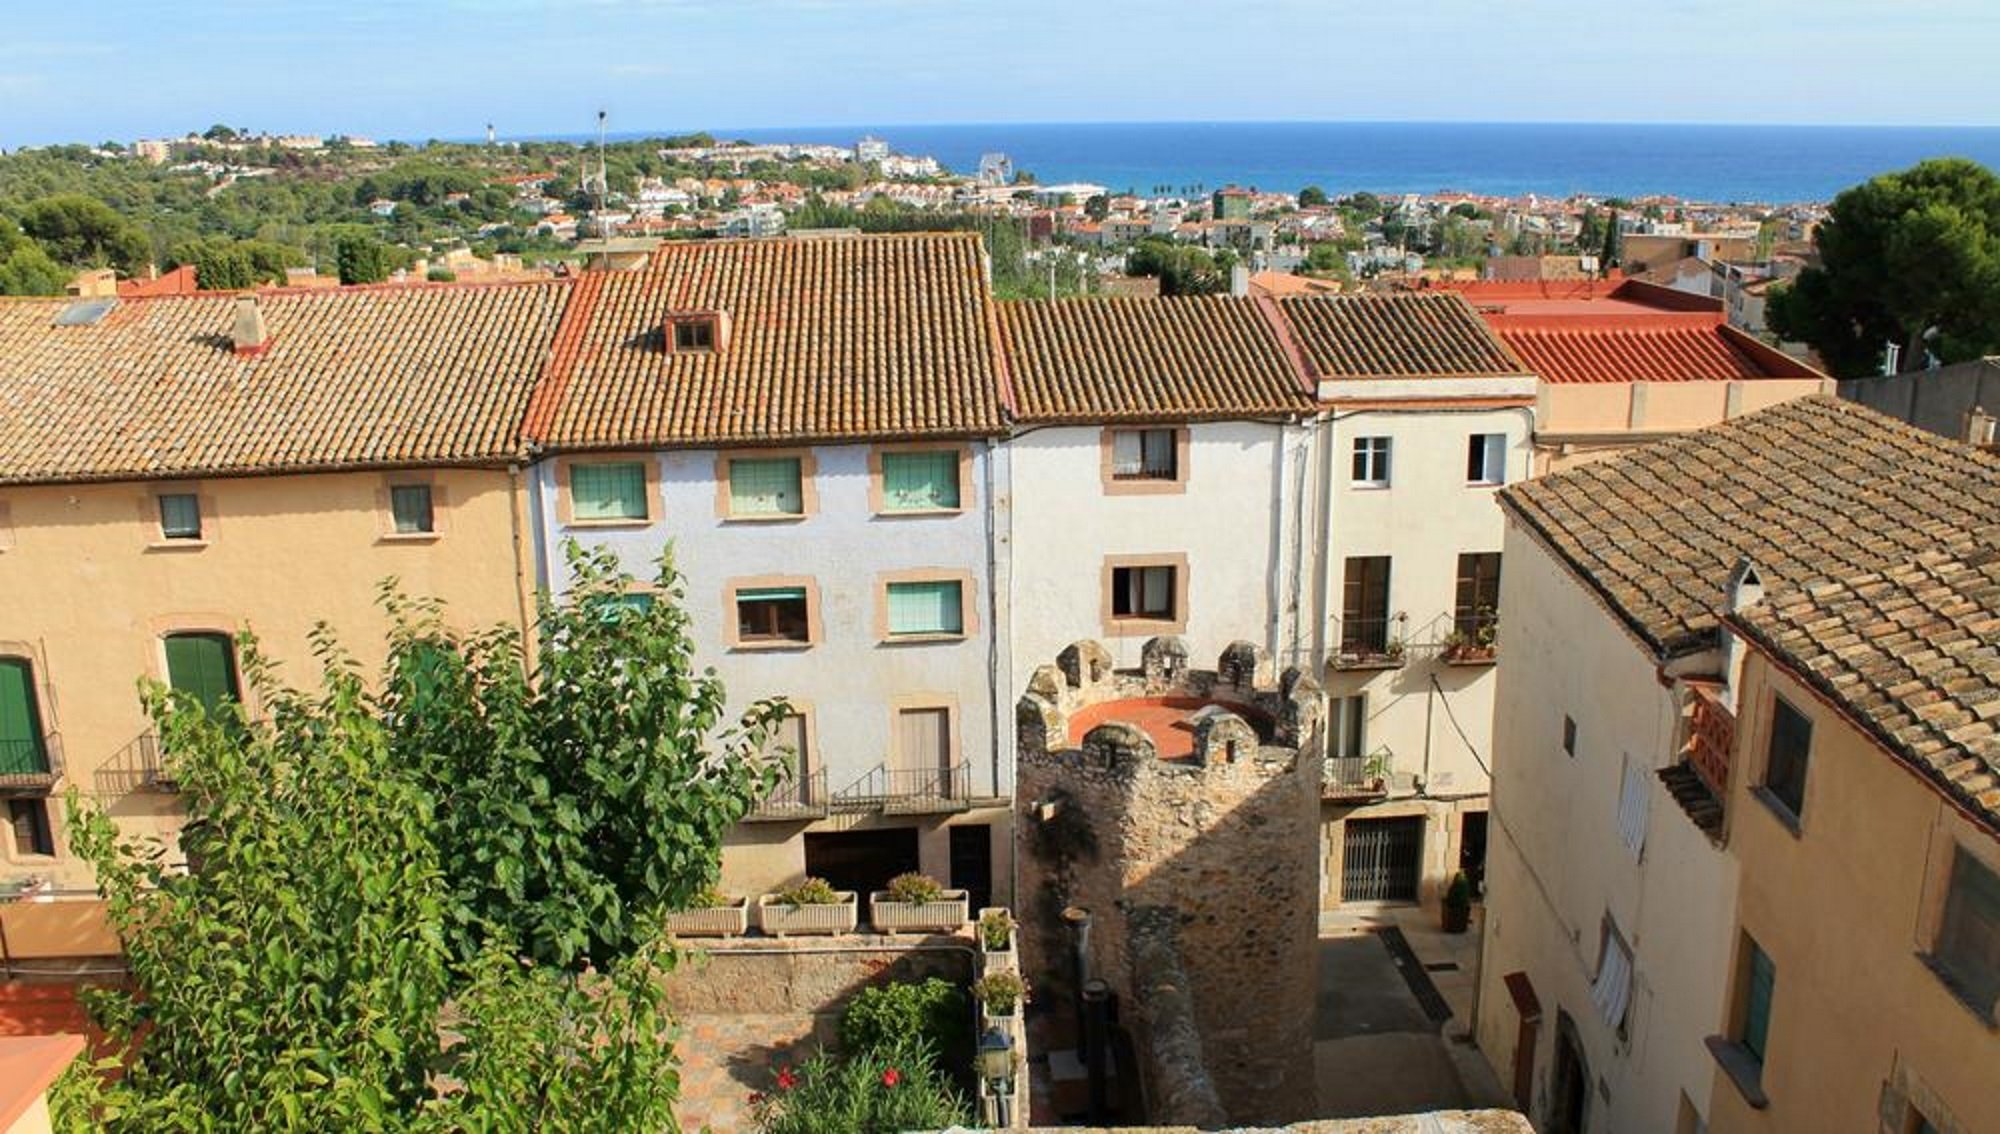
[660, 936, 973, 1024]
[1015, 637, 1324, 1125]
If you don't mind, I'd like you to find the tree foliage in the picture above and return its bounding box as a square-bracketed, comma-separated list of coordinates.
[1297, 185, 1328, 209]
[170, 237, 301, 289]
[17, 193, 151, 274]
[839, 978, 971, 1075]
[0, 217, 67, 295]
[1769, 158, 2000, 376]
[337, 232, 390, 284]
[1126, 237, 1237, 296]
[51, 547, 780, 1130]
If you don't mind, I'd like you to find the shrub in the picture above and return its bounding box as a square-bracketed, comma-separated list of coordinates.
[773, 877, 841, 906]
[750, 1039, 968, 1134]
[884, 872, 944, 904]
[971, 970, 1026, 1016]
[839, 977, 970, 1071]
[688, 885, 732, 909]
[978, 909, 1014, 952]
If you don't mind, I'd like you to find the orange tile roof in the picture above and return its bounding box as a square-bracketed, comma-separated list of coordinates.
[1497, 320, 1819, 384]
[1275, 294, 1526, 381]
[997, 296, 1314, 422]
[0, 281, 570, 485]
[527, 233, 1009, 448]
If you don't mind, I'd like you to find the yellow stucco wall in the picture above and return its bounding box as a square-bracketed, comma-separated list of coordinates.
[1712, 652, 2000, 1134]
[0, 467, 530, 887]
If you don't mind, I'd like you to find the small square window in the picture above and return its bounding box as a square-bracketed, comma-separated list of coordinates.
[1352, 437, 1392, 487]
[1111, 565, 1176, 620]
[1467, 433, 1507, 485]
[886, 580, 965, 637]
[673, 318, 716, 352]
[735, 586, 810, 645]
[1111, 429, 1178, 481]
[728, 457, 805, 517]
[1762, 697, 1812, 822]
[158, 493, 202, 540]
[8, 799, 52, 857]
[390, 484, 434, 534]
[1563, 715, 1578, 757]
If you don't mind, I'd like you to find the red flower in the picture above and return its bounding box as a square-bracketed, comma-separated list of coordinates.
[776, 1066, 798, 1091]
[881, 1066, 901, 1088]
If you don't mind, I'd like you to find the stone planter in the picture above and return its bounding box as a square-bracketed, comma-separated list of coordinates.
[869, 889, 969, 934]
[664, 897, 748, 938]
[758, 892, 858, 937]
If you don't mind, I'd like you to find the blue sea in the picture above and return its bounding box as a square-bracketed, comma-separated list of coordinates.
[616, 121, 2000, 204]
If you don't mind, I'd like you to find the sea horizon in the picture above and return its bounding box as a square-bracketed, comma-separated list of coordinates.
[509, 119, 2000, 205]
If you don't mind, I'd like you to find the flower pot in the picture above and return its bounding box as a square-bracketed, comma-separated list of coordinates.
[976, 907, 1018, 966]
[758, 891, 858, 937]
[664, 897, 748, 938]
[869, 889, 969, 934]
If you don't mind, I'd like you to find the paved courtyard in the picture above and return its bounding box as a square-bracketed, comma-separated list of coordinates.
[672, 1012, 825, 1134]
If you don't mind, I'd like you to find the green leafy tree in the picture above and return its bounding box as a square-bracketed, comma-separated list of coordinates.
[0, 217, 67, 295]
[1083, 193, 1110, 221]
[1599, 210, 1620, 273]
[1126, 237, 1233, 296]
[336, 232, 390, 284]
[839, 978, 972, 1075]
[1297, 185, 1328, 208]
[1305, 242, 1346, 273]
[18, 193, 151, 274]
[1769, 158, 2000, 376]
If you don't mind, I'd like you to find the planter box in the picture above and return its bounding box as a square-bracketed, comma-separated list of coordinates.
[977, 907, 1019, 968]
[664, 898, 748, 938]
[1442, 646, 1497, 667]
[869, 889, 969, 934]
[758, 892, 858, 937]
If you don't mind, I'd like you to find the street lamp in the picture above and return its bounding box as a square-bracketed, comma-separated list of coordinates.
[977, 1025, 1015, 1128]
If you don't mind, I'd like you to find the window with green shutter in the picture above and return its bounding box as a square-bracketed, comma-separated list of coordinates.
[1740, 938, 1775, 1064]
[881, 450, 961, 512]
[158, 493, 202, 540]
[0, 658, 48, 776]
[164, 633, 239, 716]
[570, 462, 649, 522]
[886, 580, 964, 637]
[390, 484, 435, 533]
[728, 457, 804, 517]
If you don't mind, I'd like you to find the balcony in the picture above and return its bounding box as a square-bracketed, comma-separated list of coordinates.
[1660, 681, 1732, 837]
[745, 767, 829, 822]
[1332, 616, 1407, 671]
[0, 735, 62, 794]
[1324, 748, 1392, 801]
[834, 762, 975, 815]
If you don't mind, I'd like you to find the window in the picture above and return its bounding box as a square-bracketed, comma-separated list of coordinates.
[735, 586, 811, 645]
[1332, 694, 1367, 760]
[1112, 565, 1176, 620]
[1932, 847, 2000, 1017]
[1616, 754, 1649, 859]
[608, 592, 655, 618]
[727, 456, 804, 518]
[769, 712, 809, 775]
[7, 799, 51, 857]
[1467, 432, 1507, 485]
[880, 450, 961, 512]
[1341, 555, 1392, 653]
[1738, 936, 1776, 1065]
[1590, 920, 1634, 1034]
[1454, 552, 1502, 638]
[0, 658, 49, 776]
[164, 632, 239, 715]
[570, 461, 649, 522]
[1563, 715, 1577, 757]
[1761, 696, 1812, 824]
[158, 493, 202, 540]
[893, 706, 955, 796]
[390, 484, 434, 534]
[1352, 436, 1392, 487]
[673, 318, 715, 352]
[1111, 428, 1178, 481]
[886, 580, 965, 638]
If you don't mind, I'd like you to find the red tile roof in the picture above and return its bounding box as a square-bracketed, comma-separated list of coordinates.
[1276, 293, 1527, 381]
[1497, 320, 1820, 384]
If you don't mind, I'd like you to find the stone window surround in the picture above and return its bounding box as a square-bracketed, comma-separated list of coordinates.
[722, 574, 822, 651]
[874, 567, 980, 644]
[714, 448, 819, 522]
[1100, 552, 1191, 637]
[1099, 425, 1191, 496]
[375, 473, 450, 542]
[554, 453, 661, 528]
[868, 441, 974, 516]
[142, 484, 218, 551]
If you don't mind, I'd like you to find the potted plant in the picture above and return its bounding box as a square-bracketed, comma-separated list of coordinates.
[664, 884, 749, 938]
[759, 876, 858, 937]
[1361, 749, 1392, 792]
[1442, 870, 1473, 934]
[869, 872, 969, 935]
[1442, 613, 1498, 664]
[972, 970, 1027, 1018]
[977, 908, 1016, 955]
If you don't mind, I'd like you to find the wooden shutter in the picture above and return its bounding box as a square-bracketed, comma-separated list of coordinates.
[0, 659, 47, 775]
[165, 634, 238, 715]
[896, 707, 949, 776]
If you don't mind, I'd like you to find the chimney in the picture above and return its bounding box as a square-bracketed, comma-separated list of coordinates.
[231, 294, 270, 356]
[1229, 262, 1250, 297]
[1720, 558, 1764, 714]
[1964, 405, 1997, 448]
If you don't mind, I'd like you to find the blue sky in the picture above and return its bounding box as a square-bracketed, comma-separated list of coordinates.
[5, 0, 1997, 147]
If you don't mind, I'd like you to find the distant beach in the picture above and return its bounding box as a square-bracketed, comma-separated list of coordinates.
[594, 120, 2000, 204]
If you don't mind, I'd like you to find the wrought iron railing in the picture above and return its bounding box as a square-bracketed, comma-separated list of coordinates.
[1684, 682, 1734, 799]
[1332, 614, 1406, 667]
[746, 767, 829, 821]
[835, 762, 973, 813]
[1324, 747, 1393, 796]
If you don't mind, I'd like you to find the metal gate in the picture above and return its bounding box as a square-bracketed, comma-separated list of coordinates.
[1342, 816, 1424, 903]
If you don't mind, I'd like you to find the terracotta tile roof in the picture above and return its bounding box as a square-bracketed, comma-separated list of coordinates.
[1496, 321, 1821, 384]
[997, 296, 1313, 422]
[0, 282, 570, 485]
[1275, 294, 1526, 381]
[1502, 396, 2000, 658]
[527, 233, 1008, 448]
[1730, 547, 2000, 831]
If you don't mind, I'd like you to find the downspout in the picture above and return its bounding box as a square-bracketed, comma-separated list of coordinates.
[1265, 420, 1288, 661]
[984, 436, 1018, 911]
[507, 459, 539, 671]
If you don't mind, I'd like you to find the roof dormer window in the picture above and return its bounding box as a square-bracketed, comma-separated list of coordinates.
[666, 311, 726, 354]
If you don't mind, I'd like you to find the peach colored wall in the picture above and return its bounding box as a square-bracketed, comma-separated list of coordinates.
[0, 900, 118, 959]
[1709, 654, 2000, 1134]
[0, 468, 529, 887]
[1535, 379, 1828, 474]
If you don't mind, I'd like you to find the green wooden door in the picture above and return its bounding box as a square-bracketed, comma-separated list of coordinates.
[165, 634, 239, 716]
[0, 659, 47, 775]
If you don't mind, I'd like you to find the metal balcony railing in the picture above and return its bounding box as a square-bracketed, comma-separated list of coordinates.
[1324, 747, 1393, 798]
[746, 767, 829, 821]
[835, 762, 973, 814]
[1332, 614, 1406, 668]
[0, 735, 60, 792]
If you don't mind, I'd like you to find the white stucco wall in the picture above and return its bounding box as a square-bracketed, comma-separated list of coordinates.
[528, 442, 1006, 798]
[1004, 419, 1312, 691]
[1475, 516, 1738, 1134]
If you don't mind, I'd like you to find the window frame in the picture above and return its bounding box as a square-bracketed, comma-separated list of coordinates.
[378, 476, 448, 540]
[664, 311, 727, 355]
[1757, 694, 1812, 831]
[1100, 426, 1190, 495]
[161, 630, 243, 716]
[1332, 693, 1367, 761]
[558, 455, 658, 527]
[877, 569, 978, 643]
[0, 654, 52, 780]
[889, 696, 962, 797]
[1927, 844, 2000, 1022]
[145, 487, 214, 549]
[1453, 552, 1503, 639]
[870, 443, 972, 516]
[1467, 432, 1508, 487]
[7, 798, 54, 859]
[1101, 554, 1189, 635]
[1340, 555, 1394, 654]
[723, 576, 820, 651]
[716, 449, 817, 521]
[1351, 436, 1392, 488]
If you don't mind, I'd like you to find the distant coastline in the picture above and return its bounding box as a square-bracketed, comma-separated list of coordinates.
[521, 120, 2000, 204]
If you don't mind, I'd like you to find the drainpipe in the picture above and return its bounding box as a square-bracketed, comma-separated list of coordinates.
[985, 437, 1018, 913]
[1062, 905, 1093, 1036]
[1082, 978, 1112, 1123]
[507, 460, 538, 670]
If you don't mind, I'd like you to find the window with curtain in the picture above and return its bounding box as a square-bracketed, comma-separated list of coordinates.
[570, 462, 648, 521]
[0, 658, 48, 775]
[1932, 847, 2000, 1016]
[728, 457, 804, 516]
[164, 632, 240, 715]
[158, 493, 202, 539]
[1110, 429, 1177, 480]
[1332, 694, 1367, 761]
[390, 484, 434, 533]
[1590, 920, 1634, 1033]
[881, 450, 961, 511]
[1616, 754, 1649, 859]
[735, 586, 810, 643]
[1111, 564, 1175, 620]
[887, 580, 964, 636]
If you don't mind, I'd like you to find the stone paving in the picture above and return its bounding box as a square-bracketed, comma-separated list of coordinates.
[672, 1011, 827, 1134]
